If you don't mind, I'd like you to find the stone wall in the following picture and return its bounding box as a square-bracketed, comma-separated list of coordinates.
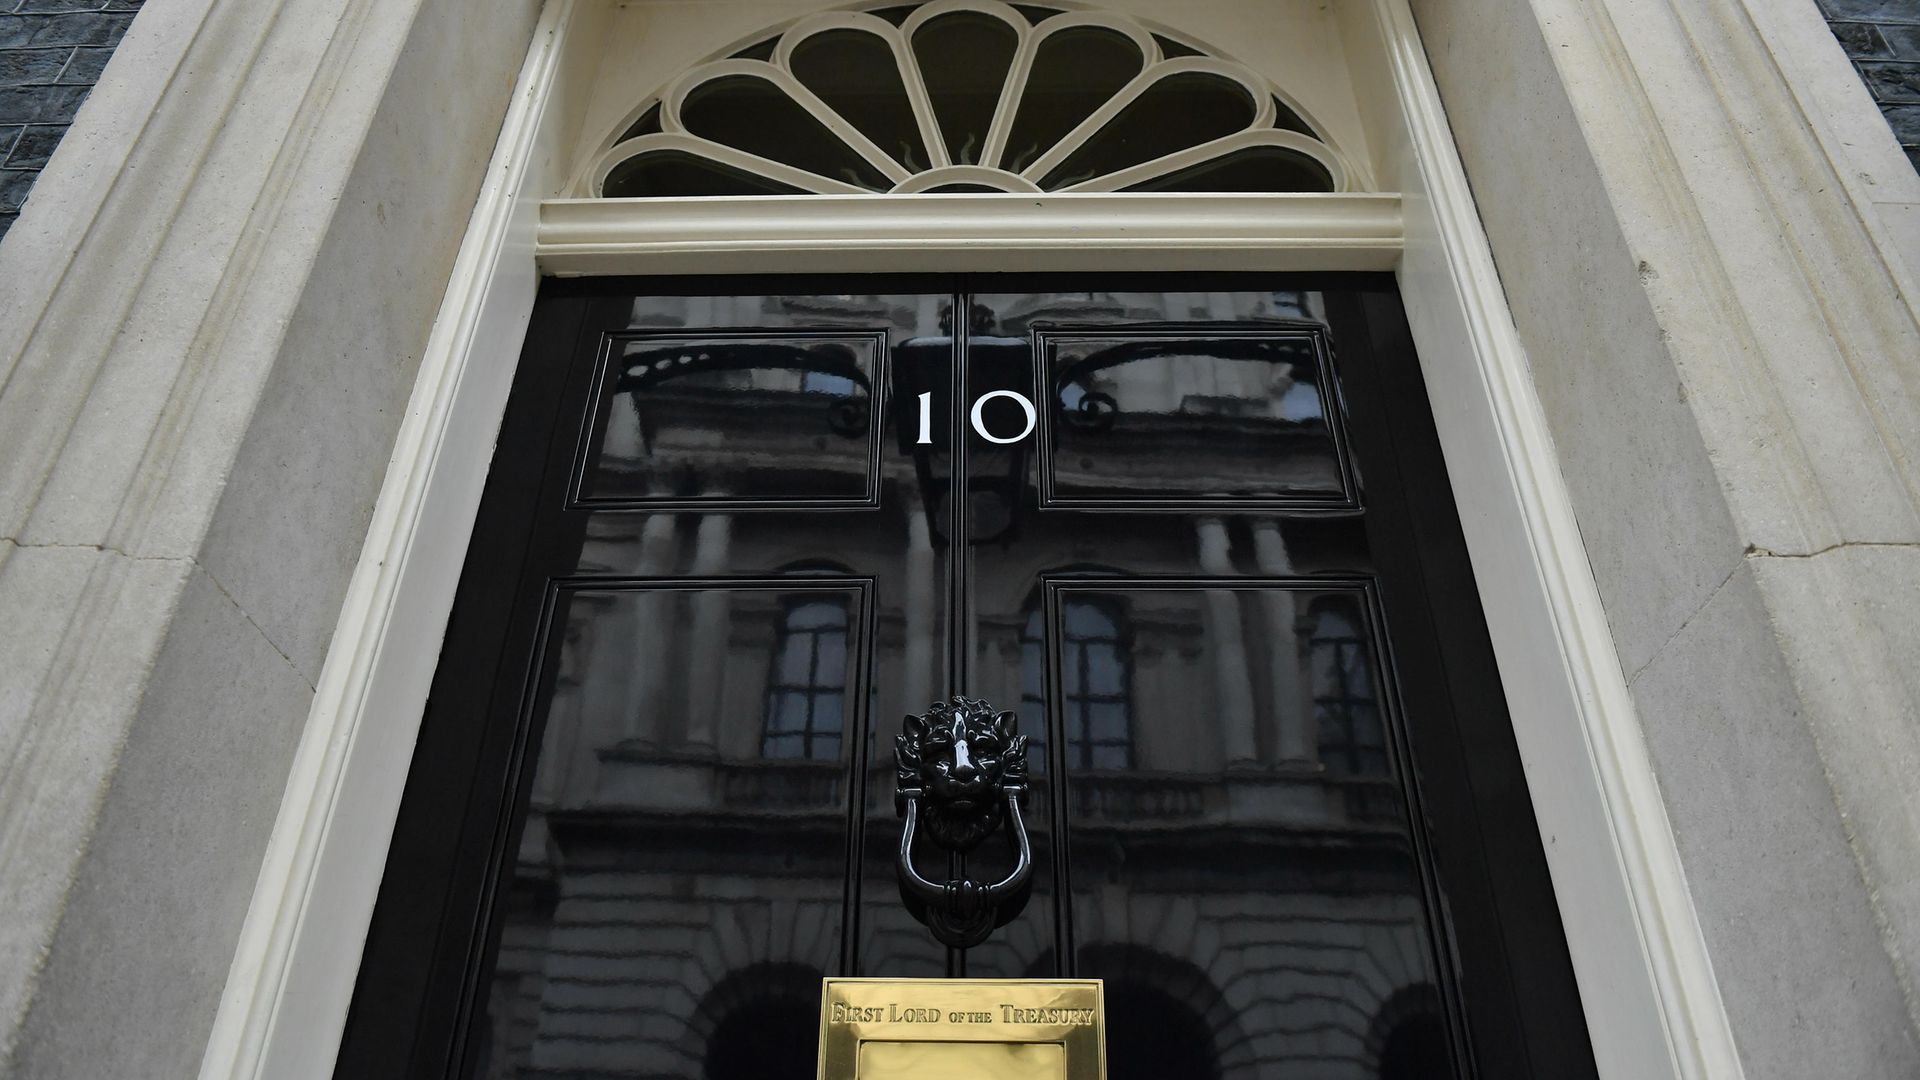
[1412, 0, 1920, 1074]
[0, 0, 139, 241]
[1822, 0, 1920, 171]
[0, 0, 546, 1072]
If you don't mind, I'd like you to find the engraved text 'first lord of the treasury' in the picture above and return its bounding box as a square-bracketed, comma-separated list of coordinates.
[829, 1002, 1099, 1026]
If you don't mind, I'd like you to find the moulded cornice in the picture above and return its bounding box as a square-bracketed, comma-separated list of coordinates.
[536, 192, 1405, 274]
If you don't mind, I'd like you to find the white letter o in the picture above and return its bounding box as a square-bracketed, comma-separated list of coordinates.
[970, 390, 1037, 445]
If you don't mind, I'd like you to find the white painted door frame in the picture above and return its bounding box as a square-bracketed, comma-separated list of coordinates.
[198, 1, 1741, 1077]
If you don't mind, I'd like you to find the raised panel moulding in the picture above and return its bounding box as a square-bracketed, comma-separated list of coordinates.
[535, 192, 1404, 275]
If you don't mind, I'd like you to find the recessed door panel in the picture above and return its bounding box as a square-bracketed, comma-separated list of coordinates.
[575, 330, 890, 508]
[1034, 328, 1355, 507]
[492, 581, 867, 1076]
[1039, 583, 1440, 1076]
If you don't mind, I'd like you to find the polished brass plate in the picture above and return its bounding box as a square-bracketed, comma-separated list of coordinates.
[818, 978, 1105, 1080]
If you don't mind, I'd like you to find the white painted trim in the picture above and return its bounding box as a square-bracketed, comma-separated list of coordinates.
[535, 192, 1404, 275]
[195, 3, 575, 1077]
[203, 1, 1738, 1077]
[1059, 128, 1346, 194]
[890, 165, 1041, 193]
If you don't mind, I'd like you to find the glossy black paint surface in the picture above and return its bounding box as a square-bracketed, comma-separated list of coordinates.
[338, 276, 1596, 1080]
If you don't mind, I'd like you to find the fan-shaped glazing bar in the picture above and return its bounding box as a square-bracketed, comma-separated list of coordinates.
[1060, 128, 1347, 193]
[1019, 57, 1275, 185]
[891, 165, 1041, 192]
[662, 59, 912, 187]
[981, 11, 1159, 171]
[903, 0, 1028, 167]
[775, 11, 949, 172]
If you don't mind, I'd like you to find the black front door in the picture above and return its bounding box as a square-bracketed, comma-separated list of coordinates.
[339, 276, 1596, 1079]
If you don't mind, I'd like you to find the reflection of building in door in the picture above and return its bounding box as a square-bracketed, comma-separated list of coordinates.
[474, 289, 1451, 1080]
[488, 586, 1444, 1079]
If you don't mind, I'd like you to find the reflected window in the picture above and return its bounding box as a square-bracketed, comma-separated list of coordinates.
[1022, 597, 1134, 770]
[801, 370, 858, 396]
[1309, 602, 1386, 774]
[763, 597, 850, 759]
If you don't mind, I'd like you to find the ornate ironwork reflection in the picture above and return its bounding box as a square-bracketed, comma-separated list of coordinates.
[894, 696, 1033, 948]
[618, 340, 872, 441]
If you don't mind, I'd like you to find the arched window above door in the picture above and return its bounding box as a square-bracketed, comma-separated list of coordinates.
[583, 1, 1360, 198]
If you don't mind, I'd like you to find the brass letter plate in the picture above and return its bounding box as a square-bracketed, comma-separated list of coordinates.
[818, 978, 1105, 1080]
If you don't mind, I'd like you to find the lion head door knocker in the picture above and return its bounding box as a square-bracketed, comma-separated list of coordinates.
[894, 696, 1034, 949]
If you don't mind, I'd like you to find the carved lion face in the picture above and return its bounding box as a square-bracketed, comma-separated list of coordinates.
[895, 696, 1029, 853]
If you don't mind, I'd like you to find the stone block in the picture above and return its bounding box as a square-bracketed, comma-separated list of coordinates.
[194, 0, 547, 679]
[0, 46, 70, 85]
[5, 124, 63, 168]
[0, 82, 85, 123]
[1407, 0, 1750, 678]
[1630, 562, 1919, 1078]
[1821, 0, 1920, 25]
[0, 12, 127, 48]
[9, 563, 313, 1080]
[0, 166, 31, 211]
[1886, 23, 1920, 59]
[1831, 20, 1893, 58]
[56, 45, 110, 83]
[0, 84, 44, 123]
[1860, 60, 1920, 102]
[0, 541, 193, 1075]
[1746, 544, 1920, 1030]
[16, 2, 111, 14]
[1887, 102, 1920, 141]
[0, 0, 539, 1069]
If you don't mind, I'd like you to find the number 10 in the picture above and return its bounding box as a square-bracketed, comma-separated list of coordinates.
[916, 391, 1038, 446]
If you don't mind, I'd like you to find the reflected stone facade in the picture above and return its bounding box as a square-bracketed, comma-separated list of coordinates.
[478, 290, 1451, 1080]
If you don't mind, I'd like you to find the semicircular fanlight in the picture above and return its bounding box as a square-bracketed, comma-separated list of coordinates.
[586, 1, 1363, 197]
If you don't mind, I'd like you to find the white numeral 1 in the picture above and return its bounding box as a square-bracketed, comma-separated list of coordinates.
[917, 391, 932, 445]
